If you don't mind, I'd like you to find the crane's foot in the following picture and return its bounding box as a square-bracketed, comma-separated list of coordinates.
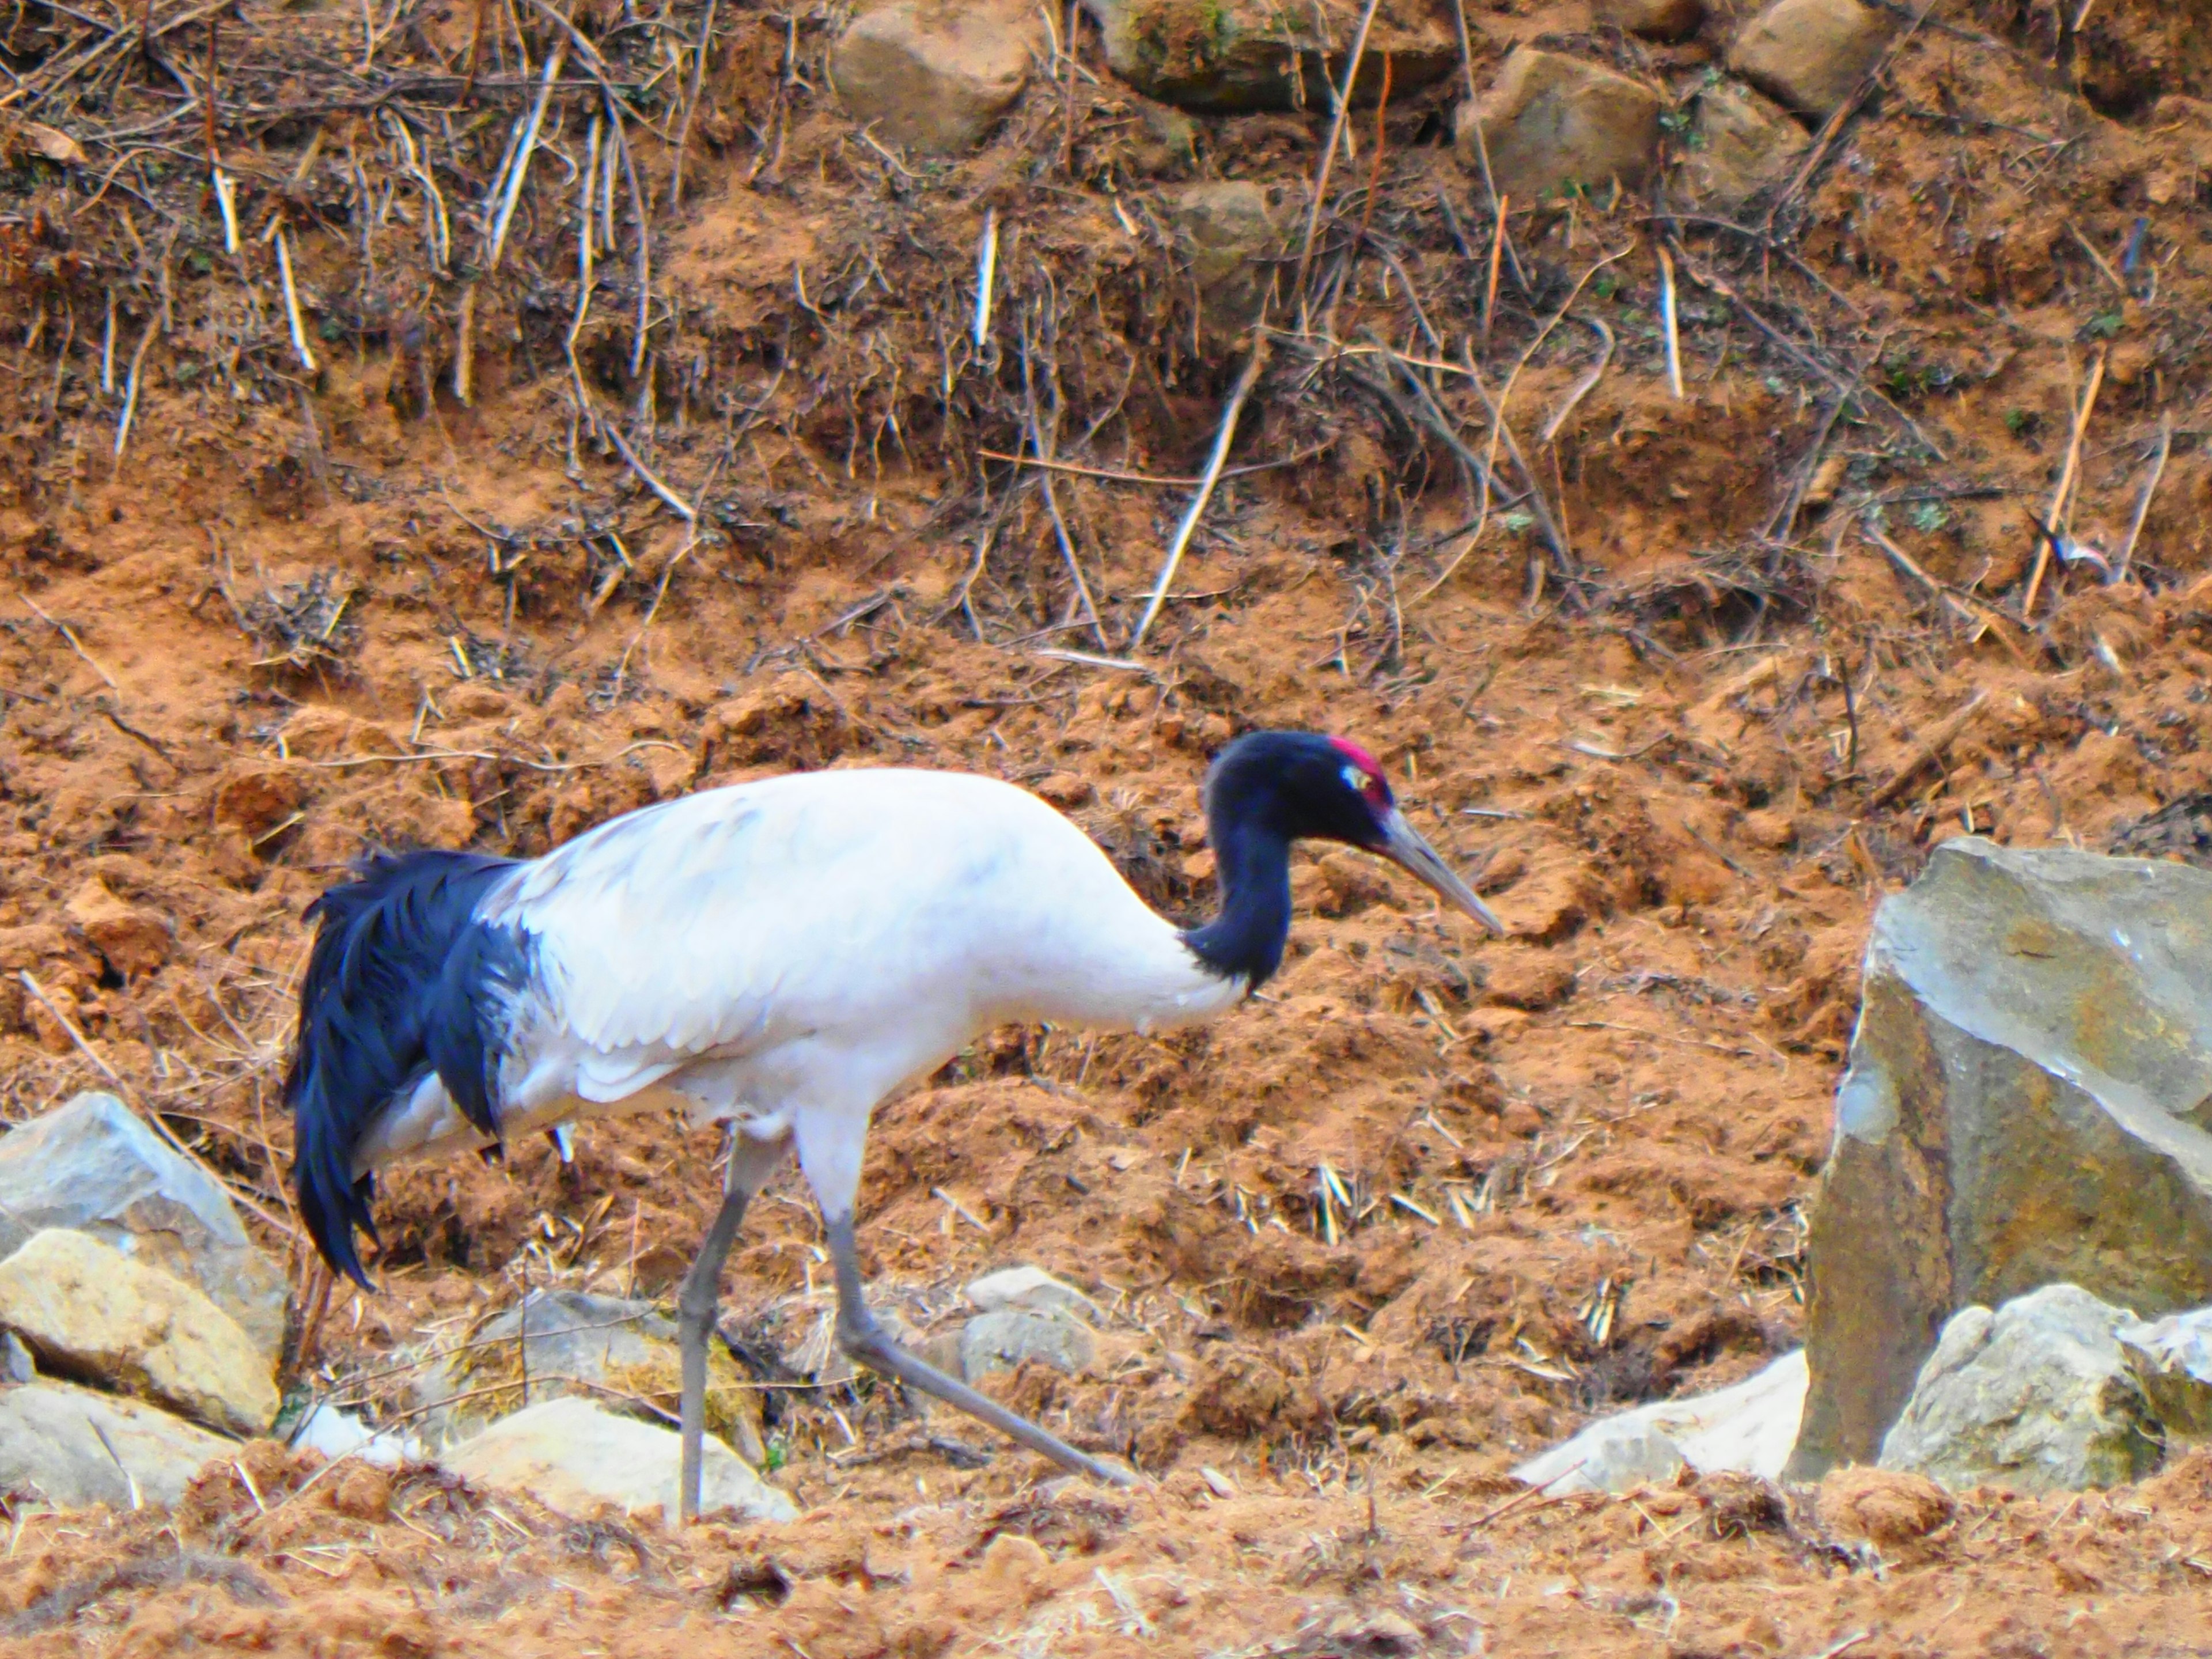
[823, 1213, 1134, 1488]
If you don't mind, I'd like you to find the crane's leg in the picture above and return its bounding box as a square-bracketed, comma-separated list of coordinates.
[823, 1210, 1135, 1488]
[677, 1128, 789, 1522]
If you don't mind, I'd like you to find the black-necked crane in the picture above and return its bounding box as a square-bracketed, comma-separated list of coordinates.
[286, 730, 1501, 1517]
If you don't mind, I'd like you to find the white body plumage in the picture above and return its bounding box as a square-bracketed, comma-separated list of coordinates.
[353, 768, 1244, 1214]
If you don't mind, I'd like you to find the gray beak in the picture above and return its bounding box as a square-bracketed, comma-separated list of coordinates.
[1377, 810, 1506, 934]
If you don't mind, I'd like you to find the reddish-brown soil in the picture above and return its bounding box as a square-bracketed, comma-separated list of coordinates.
[6, 0, 2212, 1652]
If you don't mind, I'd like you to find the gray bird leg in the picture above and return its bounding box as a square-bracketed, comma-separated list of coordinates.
[823, 1211, 1134, 1488]
[677, 1131, 789, 1522]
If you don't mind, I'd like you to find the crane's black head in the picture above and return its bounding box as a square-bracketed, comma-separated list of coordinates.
[1184, 731, 1503, 987]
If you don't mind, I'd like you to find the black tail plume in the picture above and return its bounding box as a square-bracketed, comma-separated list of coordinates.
[286, 849, 517, 1286]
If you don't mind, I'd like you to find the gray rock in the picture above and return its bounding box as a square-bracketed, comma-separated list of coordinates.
[967, 1264, 1104, 1325]
[1161, 181, 1282, 342]
[444, 1396, 797, 1525]
[2118, 1307, 2212, 1441]
[0, 1092, 285, 1366]
[0, 1229, 278, 1437]
[1456, 50, 1664, 203]
[1878, 1285, 2161, 1494]
[1515, 1350, 1806, 1495]
[959, 1306, 1096, 1380]
[830, 0, 1041, 154]
[0, 1379, 234, 1510]
[1790, 840, 2212, 1478]
[1729, 0, 1897, 121]
[1, 1331, 33, 1384]
[1083, 0, 1456, 115]
[413, 1289, 765, 1464]
[1673, 79, 1808, 212]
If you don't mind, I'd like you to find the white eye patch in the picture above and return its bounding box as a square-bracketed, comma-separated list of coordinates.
[1342, 764, 1369, 793]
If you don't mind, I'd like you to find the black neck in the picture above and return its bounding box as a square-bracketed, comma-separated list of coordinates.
[1181, 810, 1293, 988]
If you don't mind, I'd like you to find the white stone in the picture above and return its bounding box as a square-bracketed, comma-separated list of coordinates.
[290, 1403, 417, 1468]
[444, 1397, 797, 1525]
[965, 1266, 1103, 1325]
[1515, 1350, 1806, 1495]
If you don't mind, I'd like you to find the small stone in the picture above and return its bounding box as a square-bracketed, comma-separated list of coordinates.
[1674, 79, 1809, 213]
[444, 1396, 797, 1525]
[1160, 180, 1282, 342]
[830, 0, 1040, 154]
[1878, 1285, 2162, 1494]
[2118, 1306, 2212, 1440]
[0, 1229, 278, 1437]
[1457, 50, 1664, 203]
[1596, 0, 1706, 43]
[1128, 101, 1200, 176]
[65, 878, 170, 979]
[1738, 806, 1799, 850]
[0, 1379, 234, 1510]
[0, 1328, 33, 1383]
[1815, 1466, 1955, 1560]
[960, 1307, 1096, 1380]
[1729, 0, 1898, 121]
[0, 1092, 287, 1366]
[966, 1265, 1103, 1325]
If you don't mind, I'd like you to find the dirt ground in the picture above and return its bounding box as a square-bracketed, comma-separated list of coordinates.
[6, 0, 2212, 1652]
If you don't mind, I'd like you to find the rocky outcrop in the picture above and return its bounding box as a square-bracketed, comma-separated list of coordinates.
[1729, 0, 1897, 121]
[1082, 0, 1456, 114]
[1514, 1350, 1806, 1494]
[1878, 1285, 2161, 1493]
[0, 1092, 286, 1365]
[1456, 50, 1664, 203]
[445, 1396, 797, 1525]
[0, 1229, 278, 1437]
[831, 0, 1042, 154]
[1673, 79, 1808, 211]
[2119, 1307, 2212, 1441]
[1790, 840, 2212, 1478]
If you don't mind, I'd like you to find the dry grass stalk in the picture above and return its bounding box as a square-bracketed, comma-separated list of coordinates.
[1868, 690, 1988, 809]
[2114, 416, 2173, 582]
[486, 37, 568, 273]
[2022, 346, 2106, 615]
[275, 224, 319, 374]
[1134, 340, 1268, 650]
[1290, 0, 1385, 308]
[1657, 245, 1684, 399]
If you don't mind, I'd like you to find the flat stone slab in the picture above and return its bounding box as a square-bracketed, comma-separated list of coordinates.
[1515, 1349, 1806, 1495]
